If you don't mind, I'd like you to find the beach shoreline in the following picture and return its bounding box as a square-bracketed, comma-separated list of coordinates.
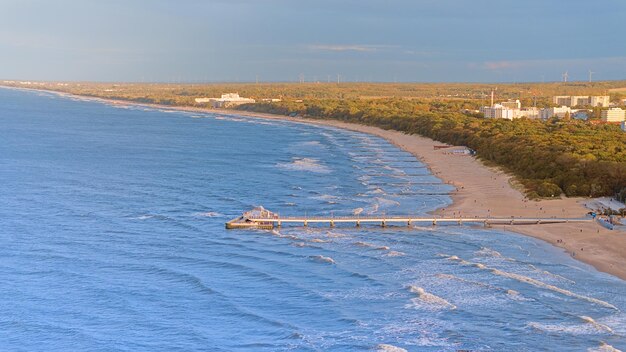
[4, 85, 626, 280]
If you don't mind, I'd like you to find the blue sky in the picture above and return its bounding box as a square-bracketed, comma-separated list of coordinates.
[1, 0, 625, 82]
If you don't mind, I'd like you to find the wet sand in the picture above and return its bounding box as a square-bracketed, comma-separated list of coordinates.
[4, 87, 625, 280]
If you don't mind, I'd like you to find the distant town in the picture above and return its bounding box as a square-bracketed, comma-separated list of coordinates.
[478, 93, 625, 131]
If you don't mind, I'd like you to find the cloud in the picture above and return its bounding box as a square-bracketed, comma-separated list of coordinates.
[480, 56, 626, 71]
[306, 44, 391, 52]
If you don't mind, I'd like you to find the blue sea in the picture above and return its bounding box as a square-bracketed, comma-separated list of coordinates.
[1, 87, 625, 351]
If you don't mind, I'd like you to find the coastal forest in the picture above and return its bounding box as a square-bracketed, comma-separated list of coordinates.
[3, 81, 626, 200]
[238, 98, 626, 200]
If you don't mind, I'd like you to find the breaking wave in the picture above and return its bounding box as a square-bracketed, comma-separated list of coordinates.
[406, 285, 456, 310]
[588, 342, 622, 352]
[376, 344, 408, 352]
[309, 255, 336, 264]
[277, 158, 331, 173]
[193, 211, 224, 218]
[443, 254, 618, 310]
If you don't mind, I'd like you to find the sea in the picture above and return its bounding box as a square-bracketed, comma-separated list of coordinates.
[1, 87, 625, 351]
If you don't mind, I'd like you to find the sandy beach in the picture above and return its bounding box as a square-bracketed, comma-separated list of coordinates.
[165, 103, 626, 280]
[210, 106, 626, 280]
[5, 86, 626, 280]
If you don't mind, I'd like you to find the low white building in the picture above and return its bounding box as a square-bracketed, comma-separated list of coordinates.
[601, 108, 626, 122]
[518, 107, 540, 119]
[480, 104, 518, 120]
[196, 93, 256, 108]
[540, 106, 571, 119]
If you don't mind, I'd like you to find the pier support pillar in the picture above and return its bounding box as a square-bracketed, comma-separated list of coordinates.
[381, 220, 386, 228]
[432, 219, 437, 226]
[356, 220, 360, 228]
[277, 221, 282, 228]
[304, 220, 308, 227]
[330, 220, 335, 228]
[407, 220, 411, 227]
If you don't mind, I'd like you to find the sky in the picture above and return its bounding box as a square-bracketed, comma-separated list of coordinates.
[1, 0, 626, 83]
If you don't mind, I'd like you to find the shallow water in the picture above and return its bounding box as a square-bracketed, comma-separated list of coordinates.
[1, 88, 625, 351]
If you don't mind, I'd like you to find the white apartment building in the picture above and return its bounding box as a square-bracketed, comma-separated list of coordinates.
[601, 108, 626, 122]
[480, 104, 519, 120]
[552, 95, 610, 107]
[481, 104, 518, 120]
[590, 96, 610, 107]
[540, 106, 571, 119]
[518, 107, 540, 119]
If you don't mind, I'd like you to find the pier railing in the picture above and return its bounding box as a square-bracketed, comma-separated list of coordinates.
[225, 208, 594, 229]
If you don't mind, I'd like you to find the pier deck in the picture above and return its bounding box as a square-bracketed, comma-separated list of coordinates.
[225, 207, 594, 229]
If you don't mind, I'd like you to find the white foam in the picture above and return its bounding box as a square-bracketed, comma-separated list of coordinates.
[299, 141, 322, 147]
[376, 344, 408, 352]
[385, 251, 405, 257]
[310, 255, 336, 264]
[443, 254, 618, 310]
[406, 286, 456, 310]
[193, 211, 224, 218]
[352, 207, 364, 215]
[375, 197, 401, 208]
[277, 158, 331, 173]
[588, 342, 622, 352]
[528, 319, 614, 336]
[580, 316, 614, 334]
[475, 247, 503, 258]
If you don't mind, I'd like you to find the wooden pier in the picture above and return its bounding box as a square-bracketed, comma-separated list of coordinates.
[226, 207, 593, 230]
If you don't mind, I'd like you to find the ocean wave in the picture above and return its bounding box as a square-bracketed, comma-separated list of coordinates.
[309, 255, 336, 264]
[352, 207, 364, 215]
[193, 211, 224, 218]
[270, 230, 300, 241]
[385, 251, 405, 257]
[367, 188, 386, 195]
[475, 247, 503, 258]
[277, 157, 331, 173]
[406, 285, 456, 310]
[476, 247, 576, 284]
[436, 273, 533, 302]
[375, 197, 401, 208]
[325, 231, 349, 238]
[376, 344, 408, 352]
[443, 254, 618, 310]
[588, 342, 622, 352]
[298, 141, 322, 147]
[580, 316, 614, 334]
[527, 316, 614, 336]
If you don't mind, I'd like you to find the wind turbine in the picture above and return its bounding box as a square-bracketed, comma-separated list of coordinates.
[562, 71, 569, 83]
[588, 69, 594, 83]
